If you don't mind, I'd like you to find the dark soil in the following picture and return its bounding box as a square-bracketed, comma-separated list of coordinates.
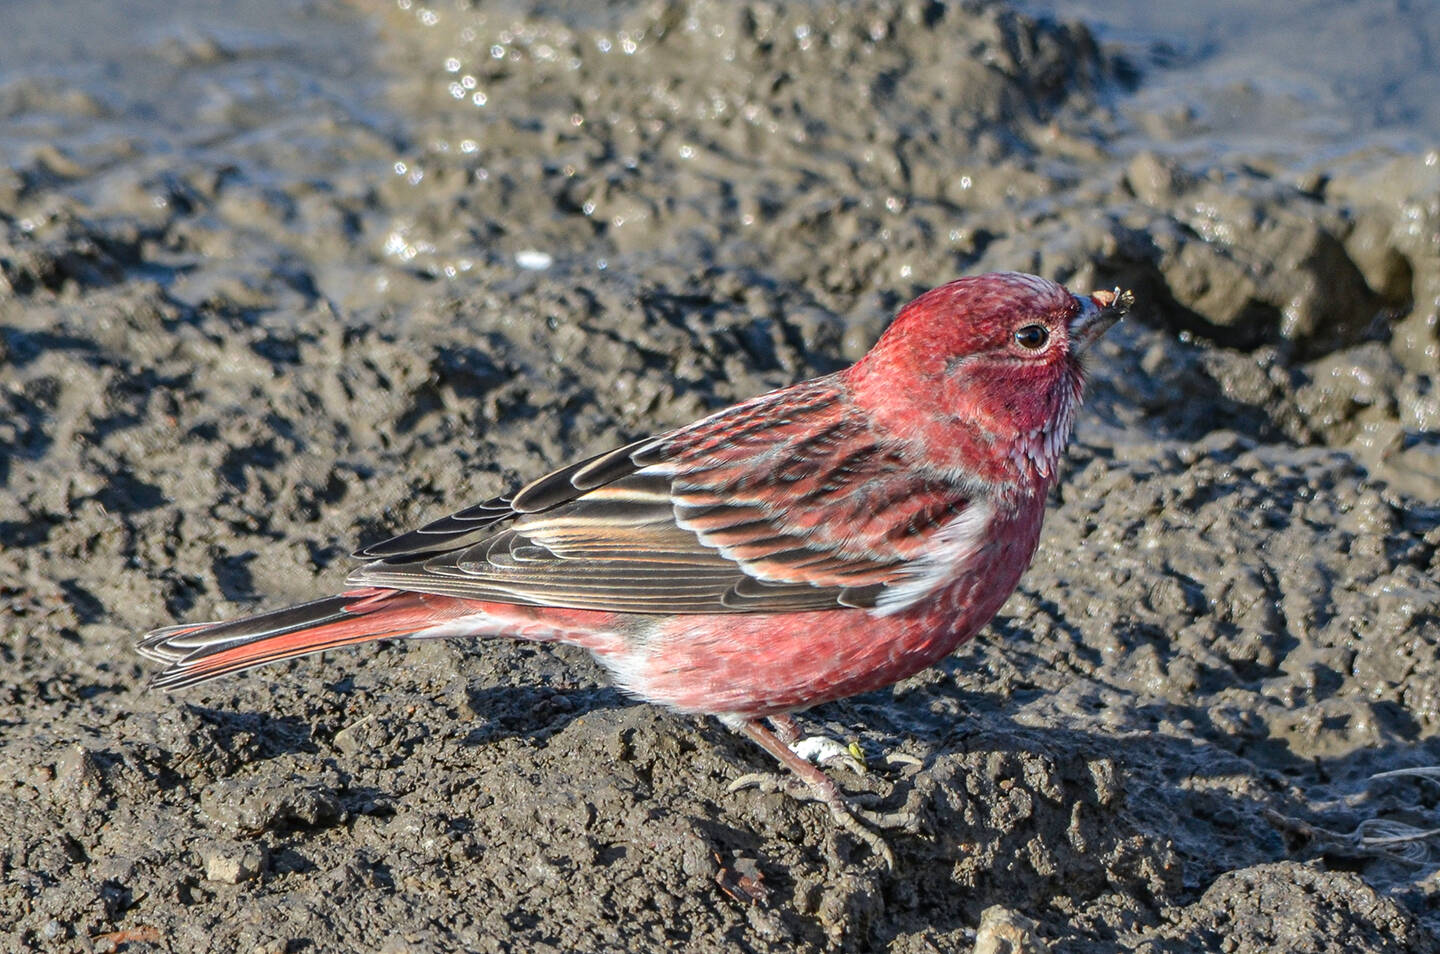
[2, 1, 1438, 951]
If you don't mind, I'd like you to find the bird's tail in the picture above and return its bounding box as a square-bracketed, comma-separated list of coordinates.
[138, 587, 477, 690]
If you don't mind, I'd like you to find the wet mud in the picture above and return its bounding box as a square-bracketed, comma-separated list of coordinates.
[2, 1, 1438, 951]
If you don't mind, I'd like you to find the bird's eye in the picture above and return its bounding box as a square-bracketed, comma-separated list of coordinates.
[1014, 324, 1050, 350]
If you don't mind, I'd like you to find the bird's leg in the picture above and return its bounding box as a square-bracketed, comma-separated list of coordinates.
[725, 717, 919, 868]
[767, 713, 801, 745]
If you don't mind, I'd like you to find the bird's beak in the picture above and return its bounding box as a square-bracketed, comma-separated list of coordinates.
[1070, 287, 1133, 352]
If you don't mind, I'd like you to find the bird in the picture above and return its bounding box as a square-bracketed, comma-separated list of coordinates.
[139, 271, 1131, 866]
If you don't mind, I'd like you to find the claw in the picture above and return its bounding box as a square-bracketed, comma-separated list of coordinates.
[883, 751, 924, 770]
[728, 771, 795, 796]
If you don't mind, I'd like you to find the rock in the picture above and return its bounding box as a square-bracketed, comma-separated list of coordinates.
[200, 841, 269, 885]
[975, 905, 1048, 954]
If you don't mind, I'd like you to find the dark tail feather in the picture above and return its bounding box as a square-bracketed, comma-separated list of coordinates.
[138, 587, 455, 690]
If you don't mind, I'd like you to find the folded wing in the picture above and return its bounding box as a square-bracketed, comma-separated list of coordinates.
[351, 375, 976, 614]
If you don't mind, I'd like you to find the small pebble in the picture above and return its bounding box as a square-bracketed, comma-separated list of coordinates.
[974, 905, 1047, 954]
[201, 841, 269, 884]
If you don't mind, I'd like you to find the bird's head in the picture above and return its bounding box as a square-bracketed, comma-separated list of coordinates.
[845, 271, 1131, 487]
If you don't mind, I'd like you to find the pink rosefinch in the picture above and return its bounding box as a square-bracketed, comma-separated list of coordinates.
[140, 271, 1130, 865]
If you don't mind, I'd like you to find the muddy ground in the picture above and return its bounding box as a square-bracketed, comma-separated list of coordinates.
[2, 0, 1438, 951]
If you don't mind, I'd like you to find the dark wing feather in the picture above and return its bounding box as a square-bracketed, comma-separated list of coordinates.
[349, 375, 975, 614]
[353, 437, 660, 560]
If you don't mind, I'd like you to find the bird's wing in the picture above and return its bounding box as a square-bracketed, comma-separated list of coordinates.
[350, 375, 979, 614]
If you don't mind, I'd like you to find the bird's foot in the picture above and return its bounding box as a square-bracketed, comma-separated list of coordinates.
[726, 717, 924, 868]
[728, 770, 920, 827]
[727, 770, 919, 869]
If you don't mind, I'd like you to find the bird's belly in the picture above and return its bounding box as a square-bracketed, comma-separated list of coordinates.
[620, 610, 964, 717]
[603, 523, 1037, 718]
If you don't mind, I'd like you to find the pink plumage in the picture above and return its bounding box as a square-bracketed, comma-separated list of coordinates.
[139, 271, 1130, 864]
